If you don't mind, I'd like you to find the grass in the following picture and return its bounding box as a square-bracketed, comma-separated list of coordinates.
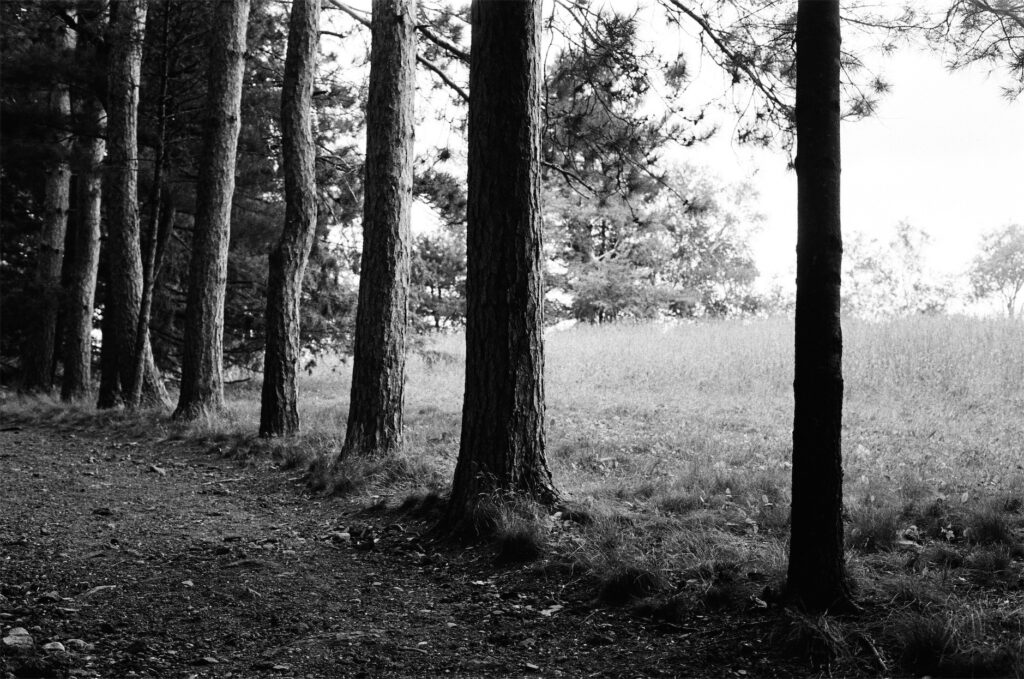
[3, 315, 1024, 673]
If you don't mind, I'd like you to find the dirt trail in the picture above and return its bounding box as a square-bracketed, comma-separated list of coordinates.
[1, 424, 797, 678]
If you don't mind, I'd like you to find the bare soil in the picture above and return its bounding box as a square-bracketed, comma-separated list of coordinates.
[1, 423, 815, 678]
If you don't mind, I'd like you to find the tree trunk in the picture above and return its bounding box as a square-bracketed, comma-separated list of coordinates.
[786, 0, 854, 613]
[62, 94, 106, 401]
[24, 14, 77, 392]
[259, 0, 320, 437]
[97, 0, 151, 408]
[337, 0, 416, 456]
[174, 0, 252, 420]
[444, 0, 557, 531]
[126, 5, 172, 411]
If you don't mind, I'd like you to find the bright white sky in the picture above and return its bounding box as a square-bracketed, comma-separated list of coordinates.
[702, 49, 1024, 283]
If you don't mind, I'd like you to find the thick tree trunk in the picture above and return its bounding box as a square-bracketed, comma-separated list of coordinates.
[259, 0, 321, 437]
[786, 0, 854, 613]
[62, 95, 106, 402]
[24, 15, 76, 392]
[174, 0, 252, 420]
[337, 0, 416, 455]
[97, 0, 153, 408]
[444, 0, 557, 530]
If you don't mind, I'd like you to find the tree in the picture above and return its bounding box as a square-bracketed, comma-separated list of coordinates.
[444, 0, 558, 530]
[337, 0, 417, 457]
[98, 0, 169, 409]
[969, 224, 1024, 318]
[23, 11, 75, 392]
[62, 5, 107, 401]
[174, 0, 252, 420]
[259, 0, 320, 437]
[937, 0, 1024, 99]
[786, 0, 855, 613]
[842, 222, 954, 318]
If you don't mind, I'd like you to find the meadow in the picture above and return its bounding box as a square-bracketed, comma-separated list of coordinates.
[5, 315, 1023, 674]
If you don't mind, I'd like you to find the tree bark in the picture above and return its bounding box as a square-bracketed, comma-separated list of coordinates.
[786, 0, 855, 613]
[126, 4, 172, 410]
[444, 0, 557, 531]
[24, 14, 77, 392]
[259, 0, 320, 437]
[337, 0, 416, 455]
[97, 0, 154, 408]
[62, 94, 106, 401]
[174, 0, 252, 420]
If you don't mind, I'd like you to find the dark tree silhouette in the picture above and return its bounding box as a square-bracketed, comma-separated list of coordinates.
[338, 0, 416, 456]
[62, 15, 106, 402]
[260, 0, 321, 437]
[175, 0, 252, 420]
[24, 14, 75, 392]
[98, 0, 168, 409]
[444, 0, 557, 530]
[786, 0, 855, 613]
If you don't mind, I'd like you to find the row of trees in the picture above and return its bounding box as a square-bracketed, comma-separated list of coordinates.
[3, 0, 1020, 613]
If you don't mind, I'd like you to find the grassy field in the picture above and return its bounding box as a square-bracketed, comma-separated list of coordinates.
[4, 315, 1023, 674]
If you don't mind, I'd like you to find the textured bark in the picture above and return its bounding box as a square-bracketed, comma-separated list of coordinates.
[174, 0, 251, 420]
[444, 0, 557, 529]
[24, 15, 76, 392]
[62, 94, 106, 402]
[786, 0, 855, 613]
[126, 6, 172, 411]
[338, 0, 416, 455]
[97, 0, 150, 408]
[259, 0, 320, 437]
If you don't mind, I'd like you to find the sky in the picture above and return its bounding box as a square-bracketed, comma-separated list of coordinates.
[331, 0, 1024, 290]
[703, 48, 1024, 284]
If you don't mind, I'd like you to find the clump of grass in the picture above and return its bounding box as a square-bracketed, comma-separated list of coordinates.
[598, 566, 665, 606]
[554, 501, 595, 526]
[965, 546, 1018, 587]
[964, 505, 1019, 547]
[887, 612, 1021, 678]
[398, 490, 447, 520]
[701, 581, 744, 611]
[656, 491, 704, 515]
[632, 593, 691, 625]
[847, 506, 900, 553]
[879, 576, 944, 612]
[492, 499, 547, 565]
[922, 544, 964, 570]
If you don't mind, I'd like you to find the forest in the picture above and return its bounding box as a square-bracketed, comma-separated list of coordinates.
[1, 0, 1023, 677]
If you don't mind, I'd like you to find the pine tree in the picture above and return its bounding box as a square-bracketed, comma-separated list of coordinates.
[174, 0, 252, 420]
[259, 0, 321, 437]
[786, 0, 855, 613]
[338, 0, 417, 456]
[444, 0, 558, 531]
[24, 12, 76, 392]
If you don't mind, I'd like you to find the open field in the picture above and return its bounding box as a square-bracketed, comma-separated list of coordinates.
[4, 315, 1023, 675]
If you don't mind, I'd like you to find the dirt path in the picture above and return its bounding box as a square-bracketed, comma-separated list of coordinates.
[1, 424, 801, 678]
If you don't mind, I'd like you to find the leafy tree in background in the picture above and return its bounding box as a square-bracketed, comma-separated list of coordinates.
[969, 224, 1024, 319]
[843, 221, 955, 318]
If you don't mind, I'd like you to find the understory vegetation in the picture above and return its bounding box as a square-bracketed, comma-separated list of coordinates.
[4, 315, 1023, 676]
